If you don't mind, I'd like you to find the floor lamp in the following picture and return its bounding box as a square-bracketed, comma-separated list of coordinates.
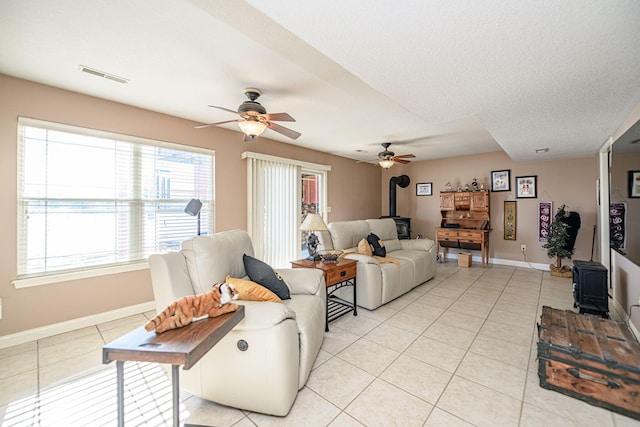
[184, 199, 203, 236]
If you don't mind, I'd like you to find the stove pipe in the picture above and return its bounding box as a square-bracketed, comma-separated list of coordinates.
[389, 175, 410, 217]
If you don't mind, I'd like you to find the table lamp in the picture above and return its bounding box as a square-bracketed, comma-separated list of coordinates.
[299, 213, 328, 261]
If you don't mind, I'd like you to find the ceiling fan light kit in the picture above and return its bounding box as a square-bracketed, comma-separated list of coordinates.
[372, 142, 415, 168]
[379, 159, 395, 169]
[238, 119, 267, 140]
[197, 87, 300, 141]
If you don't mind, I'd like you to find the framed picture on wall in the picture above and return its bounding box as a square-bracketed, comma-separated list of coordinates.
[416, 182, 432, 196]
[491, 170, 510, 192]
[516, 175, 537, 198]
[629, 171, 640, 198]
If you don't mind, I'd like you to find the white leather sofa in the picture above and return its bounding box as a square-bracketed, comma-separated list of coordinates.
[148, 230, 326, 416]
[319, 218, 436, 310]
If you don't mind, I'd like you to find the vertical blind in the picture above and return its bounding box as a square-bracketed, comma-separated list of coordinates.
[17, 118, 214, 279]
[247, 156, 300, 268]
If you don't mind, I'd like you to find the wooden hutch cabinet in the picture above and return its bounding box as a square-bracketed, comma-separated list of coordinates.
[439, 192, 455, 211]
[436, 190, 490, 267]
[470, 191, 489, 211]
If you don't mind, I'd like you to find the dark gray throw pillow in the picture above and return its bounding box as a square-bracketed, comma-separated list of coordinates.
[243, 254, 291, 300]
[366, 233, 386, 257]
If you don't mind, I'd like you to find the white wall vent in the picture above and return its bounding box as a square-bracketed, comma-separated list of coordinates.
[79, 65, 130, 84]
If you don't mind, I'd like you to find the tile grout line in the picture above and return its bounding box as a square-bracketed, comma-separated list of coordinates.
[323, 264, 466, 425]
[420, 264, 519, 426]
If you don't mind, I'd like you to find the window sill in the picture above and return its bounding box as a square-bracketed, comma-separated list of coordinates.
[12, 262, 149, 289]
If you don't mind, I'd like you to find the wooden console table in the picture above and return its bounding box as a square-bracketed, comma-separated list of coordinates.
[436, 228, 490, 267]
[103, 306, 245, 427]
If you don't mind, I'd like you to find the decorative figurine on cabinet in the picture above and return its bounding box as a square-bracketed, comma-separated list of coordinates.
[472, 178, 479, 191]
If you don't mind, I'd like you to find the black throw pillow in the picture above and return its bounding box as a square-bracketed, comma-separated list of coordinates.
[366, 233, 386, 257]
[243, 254, 291, 300]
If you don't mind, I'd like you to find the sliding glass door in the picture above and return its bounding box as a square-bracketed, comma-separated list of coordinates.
[245, 152, 329, 268]
[301, 170, 326, 258]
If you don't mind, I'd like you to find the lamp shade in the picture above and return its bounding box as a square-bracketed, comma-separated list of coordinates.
[379, 159, 395, 169]
[299, 213, 328, 232]
[238, 119, 267, 139]
[184, 198, 203, 216]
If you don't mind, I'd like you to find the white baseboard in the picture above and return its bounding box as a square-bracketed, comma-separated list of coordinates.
[0, 301, 156, 349]
[446, 253, 550, 271]
[612, 299, 640, 341]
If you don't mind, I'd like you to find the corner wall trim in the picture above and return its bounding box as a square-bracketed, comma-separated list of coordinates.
[0, 301, 156, 349]
[612, 299, 640, 342]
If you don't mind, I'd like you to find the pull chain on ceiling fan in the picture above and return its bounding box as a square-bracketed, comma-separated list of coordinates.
[195, 88, 301, 141]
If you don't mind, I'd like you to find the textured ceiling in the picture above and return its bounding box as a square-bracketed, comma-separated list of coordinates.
[1, 0, 640, 163]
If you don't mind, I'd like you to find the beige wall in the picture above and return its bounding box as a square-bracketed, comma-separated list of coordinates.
[609, 103, 640, 332]
[610, 153, 640, 260]
[382, 152, 599, 266]
[3, 72, 637, 337]
[0, 74, 382, 336]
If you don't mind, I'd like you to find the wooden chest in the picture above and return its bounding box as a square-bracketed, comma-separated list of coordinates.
[537, 306, 640, 420]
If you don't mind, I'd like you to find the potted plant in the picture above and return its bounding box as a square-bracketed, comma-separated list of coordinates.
[542, 205, 577, 277]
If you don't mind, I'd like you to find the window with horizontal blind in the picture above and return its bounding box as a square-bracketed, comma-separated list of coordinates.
[16, 117, 214, 283]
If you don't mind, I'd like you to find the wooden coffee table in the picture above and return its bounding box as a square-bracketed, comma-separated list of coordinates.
[291, 258, 357, 331]
[103, 305, 245, 427]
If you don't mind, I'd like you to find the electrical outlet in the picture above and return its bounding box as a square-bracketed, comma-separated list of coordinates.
[0, 297, 3, 320]
[521, 244, 527, 252]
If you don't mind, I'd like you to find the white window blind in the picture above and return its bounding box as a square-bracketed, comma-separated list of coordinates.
[16, 118, 214, 281]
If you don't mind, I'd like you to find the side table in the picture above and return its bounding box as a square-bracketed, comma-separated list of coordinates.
[291, 258, 357, 331]
[103, 305, 245, 427]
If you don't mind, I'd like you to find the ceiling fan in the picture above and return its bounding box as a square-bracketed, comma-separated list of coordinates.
[366, 143, 416, 169]
[195, 88, 301, 142]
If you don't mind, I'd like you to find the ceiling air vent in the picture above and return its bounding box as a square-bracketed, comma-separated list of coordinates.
[79, 65, 130, 84]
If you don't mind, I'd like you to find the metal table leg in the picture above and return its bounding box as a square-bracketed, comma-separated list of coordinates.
[116, 361, 124, 427]
[114, 362, 183, 427]
[172, 365, 180, 427]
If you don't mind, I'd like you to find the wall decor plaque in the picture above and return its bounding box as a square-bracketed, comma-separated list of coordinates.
[538, 201, 552, 242]
[610, 202, 626, 251]
[504, 200, 517, 240]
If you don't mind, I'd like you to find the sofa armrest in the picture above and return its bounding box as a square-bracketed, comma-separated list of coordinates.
[149, 252, 195, 312]
[233, 300, 297, 329]
[343, 253, 381, 265]
[276, 268, 325, 296]
[400, 238, 436, 252]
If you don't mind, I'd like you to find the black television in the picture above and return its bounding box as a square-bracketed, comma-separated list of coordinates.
[610, 118, 640, 267]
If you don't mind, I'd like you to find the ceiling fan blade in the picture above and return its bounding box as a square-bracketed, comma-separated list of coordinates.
[394, 154, 416, 159]
[195, 119, 241, 129]
[208, 105, 241, 115]
[393, 158, 411, 164]
[267, 121, 301, 140]
[262, 112, 295, 122]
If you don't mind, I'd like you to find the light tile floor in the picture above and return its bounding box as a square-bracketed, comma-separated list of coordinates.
[1, 262, 639, 426]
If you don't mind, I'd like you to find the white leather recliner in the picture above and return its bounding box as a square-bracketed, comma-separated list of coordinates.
[148, 229, 326, 416]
